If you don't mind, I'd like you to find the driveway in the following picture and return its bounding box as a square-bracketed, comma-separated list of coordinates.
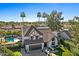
[21, 48, 47, 56]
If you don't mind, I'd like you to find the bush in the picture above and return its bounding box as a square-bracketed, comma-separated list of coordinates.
[64, 40, 75, 47]
[7, 45, 21, 52]
[14, 51, 22, 56]
[6, 31, 12, 35]
[60, 45, 74, 56]
[2, 46, 14, 56]
[62, 40, 75, 50]
[62, 51, 73, 56]
[48, 53, 57, 56]
[71, 47, 79, 56]
[2, 46, 22, 56]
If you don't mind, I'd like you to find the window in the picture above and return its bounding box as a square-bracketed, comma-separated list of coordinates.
[29, 29, 42, 40]
[36, 36, 39, 39]
[31, 36, 33, 40]
[33, 36, 36, 40]
[52, 41, 55, 45]
[30, 36, 36, 40]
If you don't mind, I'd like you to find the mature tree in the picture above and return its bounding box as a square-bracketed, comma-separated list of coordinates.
[68, 17, 79, 50]
[67, 17, 79, 56]
[46, 10, 64, 31]
[37, 12, 41, 22]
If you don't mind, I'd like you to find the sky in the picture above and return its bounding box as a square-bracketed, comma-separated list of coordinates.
[0, 3, 79, 22]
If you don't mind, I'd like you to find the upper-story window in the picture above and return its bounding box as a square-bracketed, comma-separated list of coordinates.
[29, 29, 43, 40]
[29, 30, 38, 40]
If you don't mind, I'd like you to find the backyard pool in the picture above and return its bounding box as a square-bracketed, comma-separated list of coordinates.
[6, 37, 14, 42]
[1, 36, 20, 45]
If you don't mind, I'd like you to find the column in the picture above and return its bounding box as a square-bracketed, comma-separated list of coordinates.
[42, 43, 44, 50]
[25, 45, 29, 53]
[54, 37, 58, 46]
[47, 40, 52, 48]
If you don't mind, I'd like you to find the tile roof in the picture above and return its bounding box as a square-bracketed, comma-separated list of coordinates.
[24, 25, 54, 43]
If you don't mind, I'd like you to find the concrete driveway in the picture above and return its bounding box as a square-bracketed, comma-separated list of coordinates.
[21, 48, 47, 56]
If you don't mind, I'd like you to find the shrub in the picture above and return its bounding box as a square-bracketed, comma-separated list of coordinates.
[62, 50, 73, 56]
[2, 46, 14, 56]
[14, 51, 22, 56]
[48, 53, 57, 56]
[71, 47, 79, 56]
[60, 45, 74, 56]
[64, 40, 75, 47]
[62, 40, 75, 50]
[7, 45, 21, 52]
[2, 46, 22, 56]
[6, 31, 12, 35]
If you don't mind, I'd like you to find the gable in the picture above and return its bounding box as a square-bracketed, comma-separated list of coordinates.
[24, 25, 43, 36]
[29, 28, 40, 36]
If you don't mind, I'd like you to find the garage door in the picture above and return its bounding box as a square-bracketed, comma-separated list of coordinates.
[29, 44, 42, 50]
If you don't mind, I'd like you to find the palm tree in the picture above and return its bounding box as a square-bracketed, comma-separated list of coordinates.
[20, 12, 26, 45]
[74, 16, 79, 22]
[42, 12, 47, 25]
[20, 12, 26, 22]
[37, 12, 41, 22]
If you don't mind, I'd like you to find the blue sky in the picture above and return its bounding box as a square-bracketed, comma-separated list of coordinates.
[0, 3, 79, 22]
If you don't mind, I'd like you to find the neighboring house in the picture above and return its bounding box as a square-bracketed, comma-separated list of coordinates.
[0, 25, 21, 31]
[22, 25, 58, 52]
[58, 29, 72, 40]
[1, 26, 12, 31]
